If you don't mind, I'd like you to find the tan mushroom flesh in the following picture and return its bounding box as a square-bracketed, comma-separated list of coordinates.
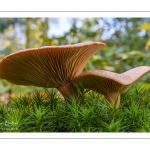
[0, 41, 106, 100]
[72, 66, 150, 107]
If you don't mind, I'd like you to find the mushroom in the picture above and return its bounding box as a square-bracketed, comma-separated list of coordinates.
[0, 41, 106, 101]
[72, 66, 150, 107]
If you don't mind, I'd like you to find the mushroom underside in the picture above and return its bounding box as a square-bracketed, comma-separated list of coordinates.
[72, 76, 129, 107]
[71, 66, 150, 107]
[0, 41, 106, 88]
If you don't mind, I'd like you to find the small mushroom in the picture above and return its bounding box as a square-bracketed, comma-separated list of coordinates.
[72, 66, 150, 107]
[0, 41, 106, 101]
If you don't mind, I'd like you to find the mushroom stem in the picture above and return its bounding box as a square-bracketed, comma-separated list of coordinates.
[57, 83, 78, 102]
[104, 92, 120, 108]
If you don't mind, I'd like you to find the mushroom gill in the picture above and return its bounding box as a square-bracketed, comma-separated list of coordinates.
[72, 66, 150, 107]
[0, 41, 106, 100]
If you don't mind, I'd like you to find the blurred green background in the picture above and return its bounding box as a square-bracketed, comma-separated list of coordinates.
[0, 18, 150, 99]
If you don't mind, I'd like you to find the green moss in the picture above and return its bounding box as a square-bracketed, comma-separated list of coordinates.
[1, 85, 150, 132]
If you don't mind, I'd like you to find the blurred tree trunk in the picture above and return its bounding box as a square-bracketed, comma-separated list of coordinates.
[25, 18, 50, 48]
[26, 18, 32, 48]
[42, 18, 49, 38]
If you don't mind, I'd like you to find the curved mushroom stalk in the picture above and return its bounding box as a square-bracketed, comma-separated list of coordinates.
[72, 66, 150, 108]
[104, 92, 121, 108]
[0, 41, 106, 101]
[57, 83, 79, 101]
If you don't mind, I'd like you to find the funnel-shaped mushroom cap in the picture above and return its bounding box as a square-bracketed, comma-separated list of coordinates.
[0, 41, 106, 88]
[72, 66, 150, 94]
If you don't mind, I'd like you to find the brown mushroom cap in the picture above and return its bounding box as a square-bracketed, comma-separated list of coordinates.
[0, 41, 106, 88]
[72, 66, 150, 95]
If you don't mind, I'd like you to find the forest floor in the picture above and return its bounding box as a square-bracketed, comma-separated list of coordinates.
[0, 84, 150, 132]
